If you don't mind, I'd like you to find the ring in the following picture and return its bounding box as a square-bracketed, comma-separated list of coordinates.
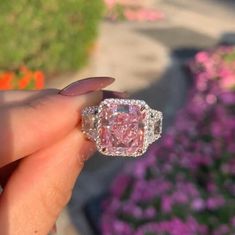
[81, 99, 163, 157]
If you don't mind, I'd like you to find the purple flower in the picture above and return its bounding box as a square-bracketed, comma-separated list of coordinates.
[161, 196, 173, 213]
[191, 198, 205, 211]
[220, 91, 235, 105]
[101, 46, 235, 235]
[206, 196, 225, 210]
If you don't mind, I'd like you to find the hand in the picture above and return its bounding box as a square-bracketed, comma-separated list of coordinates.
[0, 77, 117, 235]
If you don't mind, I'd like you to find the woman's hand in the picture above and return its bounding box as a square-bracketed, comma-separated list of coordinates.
[0, 77, 116, 235]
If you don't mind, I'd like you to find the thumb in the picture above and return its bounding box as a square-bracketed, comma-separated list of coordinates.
[0, 129, 95, 235]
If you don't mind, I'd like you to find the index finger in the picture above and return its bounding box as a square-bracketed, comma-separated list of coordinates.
[0, 91, 102, 168]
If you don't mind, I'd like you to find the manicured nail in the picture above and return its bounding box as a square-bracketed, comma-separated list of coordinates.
[60, 77, 115, 96]
[103, 90, 129, 99]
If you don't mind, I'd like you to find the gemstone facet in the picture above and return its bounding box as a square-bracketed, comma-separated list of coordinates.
[97, 100, 147, 156]
[82, 99, 163, 157]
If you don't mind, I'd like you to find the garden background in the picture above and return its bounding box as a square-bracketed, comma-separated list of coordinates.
[0, 0, 234, 235]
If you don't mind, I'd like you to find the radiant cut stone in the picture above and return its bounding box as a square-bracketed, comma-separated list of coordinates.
[99, 103, 146, 156]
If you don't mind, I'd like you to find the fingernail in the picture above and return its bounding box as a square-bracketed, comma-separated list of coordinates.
[103, 90, 129, 99]
[60, 77, 115, 96]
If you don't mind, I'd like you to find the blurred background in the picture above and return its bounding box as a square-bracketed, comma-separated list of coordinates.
[0, 1, 235, 235]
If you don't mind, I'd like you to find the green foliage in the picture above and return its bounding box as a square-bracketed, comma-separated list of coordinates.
[0, 0, 104, 73]
[223, 50, 235, 62]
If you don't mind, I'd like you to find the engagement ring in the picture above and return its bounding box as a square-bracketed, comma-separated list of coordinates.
[82, 99, 163, 157]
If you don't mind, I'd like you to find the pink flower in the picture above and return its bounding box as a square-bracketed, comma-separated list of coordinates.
[231, 217, 235, 226]
[220, 91, 235, 104]
[213, 225, 230, 235]
[111, 175, 131, 198]
[144, 207, 156, 218]
[162, 196, 172, 213]
[191, 198, 205, 211]
[220, 74, 235, 90]
[206, 196, 225, 210]
[124, 9, 136, 21]
[195, 51, 210, 63]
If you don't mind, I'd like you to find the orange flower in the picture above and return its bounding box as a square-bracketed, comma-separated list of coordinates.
[18, 72, 32, 89]
[0, 67, 45, 90]
[0, 72, 13, 90]
[19, 66, 29, 73]
[34, 71, 45, 89]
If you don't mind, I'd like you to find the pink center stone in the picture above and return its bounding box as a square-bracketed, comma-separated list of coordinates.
[99, 103, 146, 155]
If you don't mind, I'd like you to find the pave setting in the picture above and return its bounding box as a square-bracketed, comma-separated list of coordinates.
[82, 99, 163, 157]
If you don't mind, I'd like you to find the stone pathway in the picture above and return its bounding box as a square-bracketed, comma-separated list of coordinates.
[46, 1, 235, 234]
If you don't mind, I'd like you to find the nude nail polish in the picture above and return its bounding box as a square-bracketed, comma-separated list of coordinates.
[59, 77, 115, 96]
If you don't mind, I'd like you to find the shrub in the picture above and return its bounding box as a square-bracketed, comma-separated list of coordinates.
[0, 0, 104, 74]
[101, 46, 235, 235]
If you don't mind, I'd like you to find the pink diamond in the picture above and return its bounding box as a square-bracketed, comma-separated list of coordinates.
[98, 103, 146, 156]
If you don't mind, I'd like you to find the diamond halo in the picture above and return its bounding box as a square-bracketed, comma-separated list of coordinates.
[82, 99, 163, 157]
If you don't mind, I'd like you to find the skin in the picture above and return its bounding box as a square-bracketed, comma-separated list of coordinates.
[0, 88, 104, 235]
